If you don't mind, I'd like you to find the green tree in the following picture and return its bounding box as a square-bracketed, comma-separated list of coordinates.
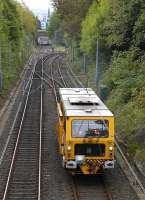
[48, 11, 61, 39]
[80, 0, 109, 56]
[52, 0, 92, 42]
[0, 0, 37, 94]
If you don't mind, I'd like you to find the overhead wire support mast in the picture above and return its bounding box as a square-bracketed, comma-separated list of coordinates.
[96, 38, 99, 90]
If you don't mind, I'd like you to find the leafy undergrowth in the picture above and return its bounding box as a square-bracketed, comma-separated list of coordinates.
[50, 0, 145, 168]
[68, 48, 145, 167]
[102, 48, 145, 162]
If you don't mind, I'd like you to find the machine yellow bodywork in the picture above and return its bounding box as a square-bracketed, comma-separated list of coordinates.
[57, 102, 115, 175]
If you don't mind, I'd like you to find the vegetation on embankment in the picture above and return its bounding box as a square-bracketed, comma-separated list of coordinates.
[48, 0, 145, 164]
[0, 0, 37, 97]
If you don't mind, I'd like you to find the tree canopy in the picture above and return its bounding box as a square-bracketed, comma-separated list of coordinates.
[51, 0, 93, 41]
[0, 0, 37, 94]
[49, 0, 145, 159]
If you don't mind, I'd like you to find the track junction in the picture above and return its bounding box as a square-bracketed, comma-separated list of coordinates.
[0, 47, 144, 200]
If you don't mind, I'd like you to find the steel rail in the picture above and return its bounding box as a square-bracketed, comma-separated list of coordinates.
[32, 53, 62, 90]
[22, 53, 51, 94]
[101, 176, 113, 200]
[57, 56, 73, 88]
[2, 55, 48, 200]
[72, 176, 112, 200]
[36, 54, 61, 103]
[43, 53, 113, 200]
[57, 57, 67, 88]
[47, 55, 61, 103]
[0, 57, 37, 167]
[1, 52, 61, 200]
[38, 54, 62, 90]
[51, 58, 59, 103]
[49, 55, 70, 103]
[43, 71, 64, 88]
[38, 56, 43, 200]
[65, 64, 78, 87]
[66, 62, 84, 88]
[45, 54, 67, 87]
[22, 60, 39, 94]
[72, 177, 80, 200]
[34, 71, 54, 88]
[2, 62, 36, 200]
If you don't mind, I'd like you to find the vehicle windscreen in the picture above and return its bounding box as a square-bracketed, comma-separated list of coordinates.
[72, 120, 109, 138]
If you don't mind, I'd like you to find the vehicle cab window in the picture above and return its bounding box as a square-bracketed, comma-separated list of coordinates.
[72, 120, 109, 138]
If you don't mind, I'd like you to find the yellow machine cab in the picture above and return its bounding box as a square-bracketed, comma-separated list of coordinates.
[57, 88, 115, 175]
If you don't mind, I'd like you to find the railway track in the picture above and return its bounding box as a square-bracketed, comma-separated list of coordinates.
[42, 55, 113, 200]
[72, 175, 112, 200]
[45, 54, 145, 199]
[2, 57, 44, 200]
[64, 57, 145, 200]
[1, 48, 141, 200]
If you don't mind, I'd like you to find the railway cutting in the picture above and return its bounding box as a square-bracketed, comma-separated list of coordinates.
[0, 47, 141, 200]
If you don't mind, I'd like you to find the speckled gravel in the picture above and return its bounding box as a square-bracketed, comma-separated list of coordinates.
[104, 162, 138, 199]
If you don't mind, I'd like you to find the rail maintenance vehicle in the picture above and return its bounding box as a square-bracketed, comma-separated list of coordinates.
[57, 88, 115, 175]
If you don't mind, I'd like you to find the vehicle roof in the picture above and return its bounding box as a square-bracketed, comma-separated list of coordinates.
[59, 88, 114, 117]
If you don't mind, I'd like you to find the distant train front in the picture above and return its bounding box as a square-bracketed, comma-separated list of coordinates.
[57, 88, 115, 175]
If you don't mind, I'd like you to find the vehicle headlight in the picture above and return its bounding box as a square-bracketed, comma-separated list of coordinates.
[109, 146, 113, 151]
[67, 146, 71, 150]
